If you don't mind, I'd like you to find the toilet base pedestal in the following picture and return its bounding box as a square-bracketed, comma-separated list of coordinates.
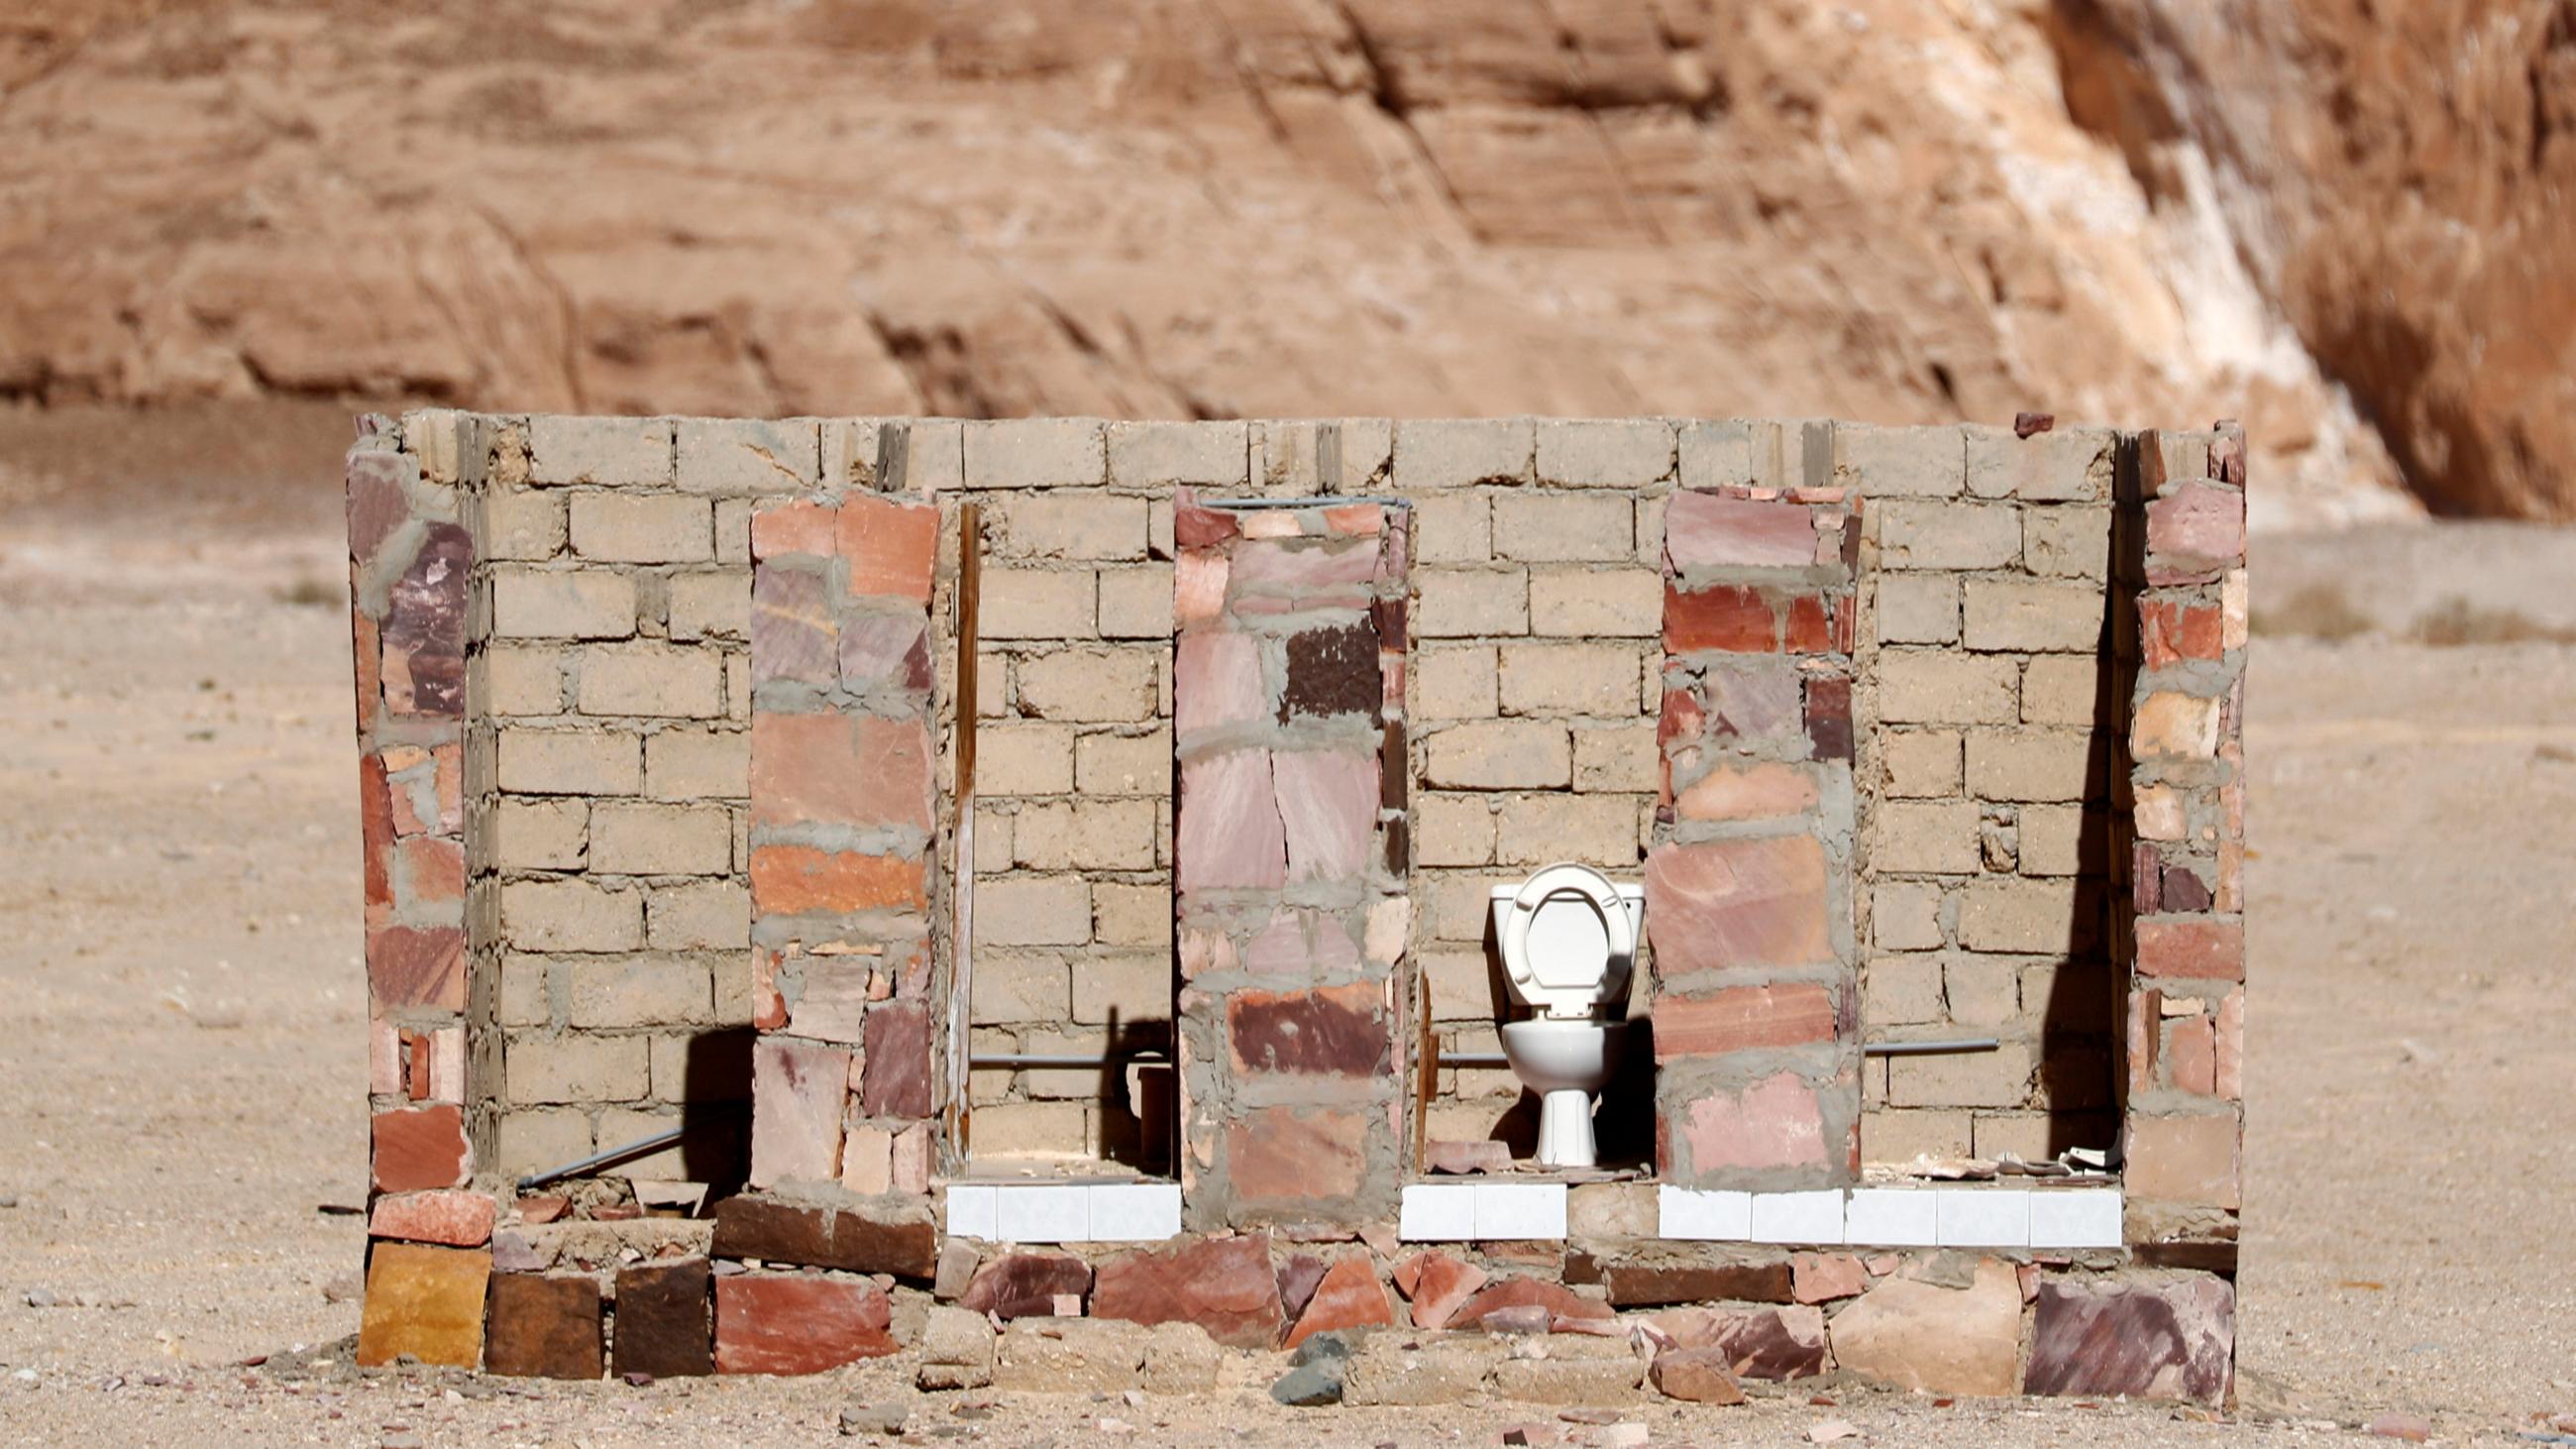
[1534, 1089, 1599, 1169]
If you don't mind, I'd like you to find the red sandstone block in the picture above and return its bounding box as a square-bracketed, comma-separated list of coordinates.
[1654, 984, 1838, 1060]
[752, 501, 836, 560]
[372, 1104, 470, 1193]
[750, 713, 933, 833]
[837, 495, 939, 604]
[749, 845, 926, 915]
[1644, 836, 1832, 975]
[1224, 1107, 1370, 1205]
[1781, 593, 1831, 653]
[1283, 1257, 1394, 1349]
[359, 754, 394, 923]
[1090, 1233, 1281, 1349]
[1664, 583, 1778, 653]
[2136, 917, 2243, 981]
[368, 925, 466, 1012]
[713, 1275, 897, 1374]
[368, 1189, 495, 1248]
[394, 835, 466, 906]
[484, 1273, 604, 1381]
[1804, 676, 1853, 761]
[1228, 982, 1390, 1076]
[351, 607, 381, 735]
[2141, 601, 2225, 669]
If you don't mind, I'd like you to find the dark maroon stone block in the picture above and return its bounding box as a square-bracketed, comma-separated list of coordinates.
[709, 1196, 938, 1279]
[957, 1253, 1092, 1320]
[1227, 983, 1389, 1076]
[1804, 676, 1853, 762]
[382, 522, 471, 719]
[485, 1273, 603, 1381]
[861, 999, 933, 1119]
[1601, 1261, 1794, 1308]
[2024, 1276, 2234, 1405]
[1276, 1253, 1330, 1325]
[1279, 621, 1381, 724]
[2161, 866, 2213, 913]
[614, 1258, 713, 1379]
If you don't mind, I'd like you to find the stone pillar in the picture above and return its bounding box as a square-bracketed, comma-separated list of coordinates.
[1171, 495, 1412, 1229]
[743, 493, 944, 1202]
[1646, 482, 1863, 1189]
[2120, 424, 2247, 1240]
[347, 413, 488, 1368]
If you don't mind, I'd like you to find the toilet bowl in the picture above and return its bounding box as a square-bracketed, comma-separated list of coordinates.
[1488, 863, 1645, 1169]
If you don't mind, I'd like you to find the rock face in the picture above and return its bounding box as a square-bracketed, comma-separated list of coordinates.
[16, 0, 2549, 523]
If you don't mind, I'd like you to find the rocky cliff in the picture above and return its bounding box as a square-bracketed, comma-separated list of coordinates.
[1, 1, 2565, 521]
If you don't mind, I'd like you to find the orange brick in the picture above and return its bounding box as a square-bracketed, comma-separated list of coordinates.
[750, 845, 927, 915]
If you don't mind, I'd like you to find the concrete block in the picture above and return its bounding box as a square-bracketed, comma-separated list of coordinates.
[1423, 949, 1500, 1021]
[1395, 418, 1533, 489]
[1415, 569, 1528, 637]
[484, 646, 568, 716]
[1871, 882, 1945, 950]
[2022, 505, 2113, 579]
[1877, 654, 2017, 724]
[1572, 722, 1658, 793]
[506, 1033, 650, 1104]
[1877, 502, 2021, 571]
[1423, 721, 1569, 790]
[1097, 563, 1175, 638]
[964, 418, 1106, 489]
[1410, 493, 1492, 564]
[483, 488, 568, 560]
[1835, 422, 1965, 498]
[1867, 953, 1945, 1023]
[676, 417, 819, 494]
[493, 799, 587, 871]
[1498, 642, 1647, 718]
[498, 954, 553, 1027]
[1965, 731, 2098, 803]
[1886, 1038, 2036, 1108]
[1074, 728, 1170, 795]
[1962, 580, 2105, 653]
[567, 956, 711, 1029]
[1015, 799, 1156, 871]
[492, 569, 638, 640]
[1876, 573, 1960, 645]
[1528, 568, 1661, 637]
[1108, 420, 1246, 487]
[1016, 647, 1158, 722]
[1491, 494, 1633, 561]
[979, 723, 1077, 796]
[569, 493, 711, 564]
[645, 727, 748, 800]
[667, 570, 751, 640]
[590, 802, 731, 876]
[1677, 419, 1755, 491]
[1415, 794, 1495, 867]
[1873, 801, 1982, 874]
[1416, 645, 1499, 720]
[1879, 730, 1962, 797]
[1965, 424, 2113, 502]
[646, 879, 750, 949]
[1536, 418, 1674, 487]
[529, 416, 674, 487]
[981, 569, 1097, 639]
[979, 878, 1092, 947]
[1958, 880, 2087, 954]
[2015, 804, 2091, 876]
[971, 951, 1071, 1023]
[997, 494, 1148, 560]
[1091, 882, 1172, 947]
[2019, 655, 2103, 726]
[577, 645, 724, 719]
[499, 729, 641, 796]
[1496, 795, 1639, 867]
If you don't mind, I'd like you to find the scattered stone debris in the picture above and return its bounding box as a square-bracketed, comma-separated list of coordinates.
[839, 1396, 912, 1437]
[2365, 1413, 2432, 1441]
[1269, 1330, 1355, 1406]
[2015, 412, 2057, 438]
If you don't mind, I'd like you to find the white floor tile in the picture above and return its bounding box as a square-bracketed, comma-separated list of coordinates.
[1751, 1189, 1847, 1245]
[1474, 1183, 1567, 1240]
[1657, 1185, 1754, 1241]
[1842, 1188, 1938, 1247]
[1088, 1183, 1182, 1242]
[996, 1183, 1090, 1244]
[1935, 1188, 2030, 1249]
[944, 1184, 998, 1241]
[1399, 1183, 1476, 1241]
[2027, 1187, 2123, 1249]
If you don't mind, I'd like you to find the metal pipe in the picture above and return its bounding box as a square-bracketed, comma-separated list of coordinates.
[515, 1127, 685, 1191]
[1193, 497, 1407, 509]
[1437, 1038, 2000, 1069]
[970, 1053, 1168, 1068]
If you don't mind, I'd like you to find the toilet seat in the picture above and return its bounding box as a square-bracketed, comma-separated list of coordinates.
[1498, 862, 1636, 1022]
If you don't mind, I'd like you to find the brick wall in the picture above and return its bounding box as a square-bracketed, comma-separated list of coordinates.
[351, 411, 2242, 1259]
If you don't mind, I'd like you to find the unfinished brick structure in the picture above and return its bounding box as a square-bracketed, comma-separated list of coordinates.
[346, 412, 2246, 1403]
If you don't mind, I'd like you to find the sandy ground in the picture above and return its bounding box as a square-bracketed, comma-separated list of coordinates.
[1, 419, 2572, 1445]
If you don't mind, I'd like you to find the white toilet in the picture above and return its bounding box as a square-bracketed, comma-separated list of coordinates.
[1488, 863, 1646, 1169]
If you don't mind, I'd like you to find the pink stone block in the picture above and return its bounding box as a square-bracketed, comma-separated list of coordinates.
[370, 1189, 497, 1248]
[861, 999, 933, 1119]
[1273, 749, 1378, 884]
[1665, 493, 1819, 570]
[1230, 537, 1379, 594]
[2145, 483, 2244, 579]
[750, 713, 933, 834]
[750, 1038, 850, 1188]
[1644, 836, 1832, 974]
[751, 568, 836, 685]
[1173, 632, 1267, 736]
[1677, 1072, 1830, 1173]
[837, 613, 932, 693]
[1178, 749, 1287, 892]
[1174, 550, 1230, 626]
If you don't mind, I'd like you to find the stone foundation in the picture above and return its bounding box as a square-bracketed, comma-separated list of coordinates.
[345, 412, 2246, 1404]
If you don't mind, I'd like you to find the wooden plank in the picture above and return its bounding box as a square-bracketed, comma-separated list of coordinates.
[944, 503, 982, 1167]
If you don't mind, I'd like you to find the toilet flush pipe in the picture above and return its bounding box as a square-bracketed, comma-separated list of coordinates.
[1440, 1038, 1999, 1068]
